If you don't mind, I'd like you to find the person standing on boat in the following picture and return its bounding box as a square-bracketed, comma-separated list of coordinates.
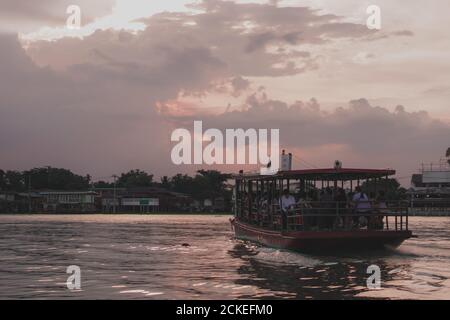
[280, 189, 296, 230]
[352, 186, 371, 228]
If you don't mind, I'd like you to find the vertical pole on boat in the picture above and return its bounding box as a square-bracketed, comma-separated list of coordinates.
[271, 179, 275, 223]
[256, 180, 260, 224]
[400, 213, 403, 230]
[256, 180, 259, 204]
[386, 212, 389, 230]
[278, 178, 281, 197]
[249, 180, 253, 220]
[385, 174, 389, 230]
[272, 178, 280, 228]
[243, 179, 247, 219]
[235, 178, 239, 218]
[373, 178, 377, 203]
[241, 179, 245, 218]
[336, 178, 340, 218]
[406, 205, 409, 230]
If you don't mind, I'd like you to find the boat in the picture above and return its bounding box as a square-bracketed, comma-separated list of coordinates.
[230, 160, 414, 253]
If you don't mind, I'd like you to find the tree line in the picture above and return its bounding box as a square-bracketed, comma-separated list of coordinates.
[1, 166, 409, 201]
[0, 168, 232, 202]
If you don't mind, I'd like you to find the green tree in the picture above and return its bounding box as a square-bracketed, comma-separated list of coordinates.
[0, 169, 5, 190]
[22, 167, 90, 190]
[446, 147, 450, 165]
[1, 170, 26, 192]
[195, 170, 232, 199]
[160, 176, 171, 189]
[169, 174, 195, 195]
[164, 170, 232, 200]
[93, 181, 114, 188]
[361, 178, 405, 200]
[117, 170, 153, 188]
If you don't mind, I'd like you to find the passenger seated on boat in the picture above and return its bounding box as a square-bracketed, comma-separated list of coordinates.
[319, 187, 334, 229]
[295, 191, 306, 206]
[253, 192, 260, 207]
[259, 193, 268, 216]
[334, 188, 348, 229]
[308, 189, 319, 202]
[260, 192, 268, 207]
[371, 191, 387, 230]
[280, 189, 296, 230]
[280, 189, 296, 211]
[352, 187, 371, 228]
[298, 190, 318, 230]
[297, 200, 310, 210]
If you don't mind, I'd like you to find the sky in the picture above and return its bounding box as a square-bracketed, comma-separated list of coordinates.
[0, 0, 449, 184]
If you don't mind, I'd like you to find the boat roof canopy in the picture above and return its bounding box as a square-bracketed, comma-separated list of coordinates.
[235, 168, 396, 181]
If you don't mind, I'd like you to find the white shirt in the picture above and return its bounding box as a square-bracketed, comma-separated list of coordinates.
[352, 192, 371, 211]
[280, 195, 296, 212]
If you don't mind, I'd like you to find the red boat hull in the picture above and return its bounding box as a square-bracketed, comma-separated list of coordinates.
[232, 219, 412, 253]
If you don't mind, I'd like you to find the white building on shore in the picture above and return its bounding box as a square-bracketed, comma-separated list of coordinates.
[409, 149, 450, 215]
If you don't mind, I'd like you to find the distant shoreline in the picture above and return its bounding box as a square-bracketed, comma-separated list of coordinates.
[409, 213, 450, 217]
[1, 212, 449, 217]
[0, 212, 234, 216]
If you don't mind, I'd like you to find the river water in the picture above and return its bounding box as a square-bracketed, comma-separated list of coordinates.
[0, 215, 449, 300]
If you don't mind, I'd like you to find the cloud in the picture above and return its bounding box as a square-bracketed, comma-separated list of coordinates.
[26, 0, 395, 81]
[0, 13, 236, 177]
[0, 0, 116, 33]
[423, 86, 450, 96]
[0, 0, 447, 181]
[352, 52, 376, 64]
[231, 76, 251, 96]
[24, 0, 384, 99]
[161, 92, 450, 177]
[391, 30, 414, 37]
[0, 34, 173, 176]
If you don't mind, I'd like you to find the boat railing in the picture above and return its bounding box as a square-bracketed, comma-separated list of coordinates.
[239, 200, 410, 232]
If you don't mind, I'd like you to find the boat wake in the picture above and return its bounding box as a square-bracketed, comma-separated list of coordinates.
[253, 247, 324, 267]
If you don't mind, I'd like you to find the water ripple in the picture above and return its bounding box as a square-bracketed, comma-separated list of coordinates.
[0, 215, 448, 299]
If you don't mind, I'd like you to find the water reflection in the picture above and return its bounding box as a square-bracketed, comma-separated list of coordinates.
[0, 215, 448, 299]
[228, 242, 407, 299]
